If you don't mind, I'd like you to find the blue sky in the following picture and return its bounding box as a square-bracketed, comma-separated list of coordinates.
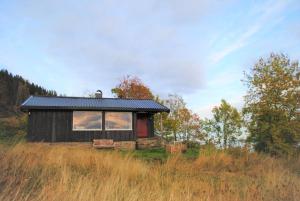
[1, 0, 300, 117]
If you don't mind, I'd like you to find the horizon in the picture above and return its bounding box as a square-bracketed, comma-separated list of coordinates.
[1, 0, 300, 118]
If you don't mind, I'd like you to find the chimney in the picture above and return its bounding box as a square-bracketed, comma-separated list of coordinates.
[95, 90, 102, 98]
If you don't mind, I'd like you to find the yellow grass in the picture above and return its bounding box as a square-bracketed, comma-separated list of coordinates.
[0, 143, 299, 201]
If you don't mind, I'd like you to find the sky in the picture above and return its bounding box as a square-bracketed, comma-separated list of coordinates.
[1, 0, 300, 118]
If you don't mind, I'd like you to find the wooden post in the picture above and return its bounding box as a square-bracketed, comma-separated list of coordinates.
[51, 112, 56, 142]
[133, 112, 137, 140]
[102, 111, 105, 139]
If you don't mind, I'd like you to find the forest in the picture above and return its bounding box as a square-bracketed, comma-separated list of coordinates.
[0, 69, 57, 117]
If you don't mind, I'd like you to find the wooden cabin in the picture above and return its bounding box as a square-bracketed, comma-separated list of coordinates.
[20, 94, 169, 143]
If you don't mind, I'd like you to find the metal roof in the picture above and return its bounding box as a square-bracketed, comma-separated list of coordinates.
[20, 96, 170, 112]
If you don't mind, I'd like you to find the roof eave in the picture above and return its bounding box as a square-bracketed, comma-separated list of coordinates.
[21, 106, 169, 113]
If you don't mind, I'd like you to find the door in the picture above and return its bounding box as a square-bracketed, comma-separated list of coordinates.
[137, 114, 148, 138]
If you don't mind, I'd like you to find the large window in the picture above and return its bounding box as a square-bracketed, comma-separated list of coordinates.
[105, 112, 132, 130]
[73, 111, 102, 131]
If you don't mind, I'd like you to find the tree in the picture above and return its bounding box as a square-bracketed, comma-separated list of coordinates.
[243, 53, 300, 156]
[164, 94, 186, 141]
[203, 99, 243, 148]
[178, 108, 201, 143]
[200, 118, 215, 144]
[154, 94, 203, 143]
[111, 75, 154, 99]
[153, 96, 171, 138]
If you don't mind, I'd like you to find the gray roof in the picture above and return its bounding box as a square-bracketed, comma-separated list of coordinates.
[20, 96, 170, 112]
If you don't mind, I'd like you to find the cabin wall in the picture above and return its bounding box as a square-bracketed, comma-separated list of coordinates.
[147, 113, 155, 138]
[27, 110, 137, 142]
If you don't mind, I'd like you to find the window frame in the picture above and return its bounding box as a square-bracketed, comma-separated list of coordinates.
[72, 111, 103, 131]
[105, 112, 133, 131]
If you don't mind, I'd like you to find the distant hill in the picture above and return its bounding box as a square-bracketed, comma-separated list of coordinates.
[0, 69, 57, 117]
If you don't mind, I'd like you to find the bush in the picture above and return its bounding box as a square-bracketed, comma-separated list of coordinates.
[0, 115, 27, 144]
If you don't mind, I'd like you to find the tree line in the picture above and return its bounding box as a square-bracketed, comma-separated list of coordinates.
[0, 69, 57, 117]
[111, 53, 300, 156]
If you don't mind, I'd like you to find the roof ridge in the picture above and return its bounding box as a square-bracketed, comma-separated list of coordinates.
[31, 95, 155, 101]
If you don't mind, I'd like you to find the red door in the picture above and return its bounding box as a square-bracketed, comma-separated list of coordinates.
[137, 115, 148, 138]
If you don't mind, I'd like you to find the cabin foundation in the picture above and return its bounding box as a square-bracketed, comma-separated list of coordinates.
[136, 137, 162, 149]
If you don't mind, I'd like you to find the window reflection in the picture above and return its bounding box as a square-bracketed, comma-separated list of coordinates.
[73, 111, 102, 130]
[105, 112, 132, 130]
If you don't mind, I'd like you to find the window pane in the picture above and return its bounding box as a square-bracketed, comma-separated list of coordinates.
[73, 111, 102, 130]
[105, 112, 132, 130]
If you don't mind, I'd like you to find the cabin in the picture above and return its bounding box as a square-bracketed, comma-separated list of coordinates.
[20, 92, 169, 148]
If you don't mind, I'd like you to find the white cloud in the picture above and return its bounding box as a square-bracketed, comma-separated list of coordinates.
[210, 0, 289, 64]
[196, 96, 244, 119]
[1, 0, 231, 96]
[207, 69, 243, 88]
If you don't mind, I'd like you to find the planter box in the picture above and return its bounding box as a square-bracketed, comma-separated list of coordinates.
[166, 143, 187, 154]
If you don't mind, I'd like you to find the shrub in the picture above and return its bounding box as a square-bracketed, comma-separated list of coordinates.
[0, 115, 27, 144]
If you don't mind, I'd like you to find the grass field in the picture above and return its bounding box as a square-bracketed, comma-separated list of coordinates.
[0, 143, 299, 201]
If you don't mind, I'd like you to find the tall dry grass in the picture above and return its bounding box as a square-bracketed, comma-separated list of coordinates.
[0, 143, 299, 201]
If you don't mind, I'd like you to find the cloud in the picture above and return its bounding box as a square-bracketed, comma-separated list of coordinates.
[196, 95, 244, 119]
[210, 0, 289, 64]
[158, 0, 226, 23]
[0, 0, 231, 96]
[207, 70, 243, 88]
[211, 25, 260, 64]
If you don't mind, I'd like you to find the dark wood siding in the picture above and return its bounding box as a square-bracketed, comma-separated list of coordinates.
[28, 110, 136, 142]
[148, 113, 155, 138]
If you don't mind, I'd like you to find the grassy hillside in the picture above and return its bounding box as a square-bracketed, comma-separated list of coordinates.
[0, 116, 27, 144]
[0, 143, 299, 201]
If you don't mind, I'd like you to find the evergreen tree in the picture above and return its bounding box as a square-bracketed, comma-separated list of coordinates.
[0, 69, 57, 116]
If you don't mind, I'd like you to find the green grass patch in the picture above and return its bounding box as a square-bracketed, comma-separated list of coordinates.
[132, 148, 169, 162]
[121, 147, 200, 162]
[120, 148, 169, 162]
[182, 148, 199, 159]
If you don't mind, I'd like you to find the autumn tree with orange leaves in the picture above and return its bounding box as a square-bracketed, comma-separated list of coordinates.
[111, 75, 154, 99]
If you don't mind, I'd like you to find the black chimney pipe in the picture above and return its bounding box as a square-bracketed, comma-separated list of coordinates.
[95, 90, 102, 98]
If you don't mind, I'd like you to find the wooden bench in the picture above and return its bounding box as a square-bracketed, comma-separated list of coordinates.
[93, 139, 114, 149]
